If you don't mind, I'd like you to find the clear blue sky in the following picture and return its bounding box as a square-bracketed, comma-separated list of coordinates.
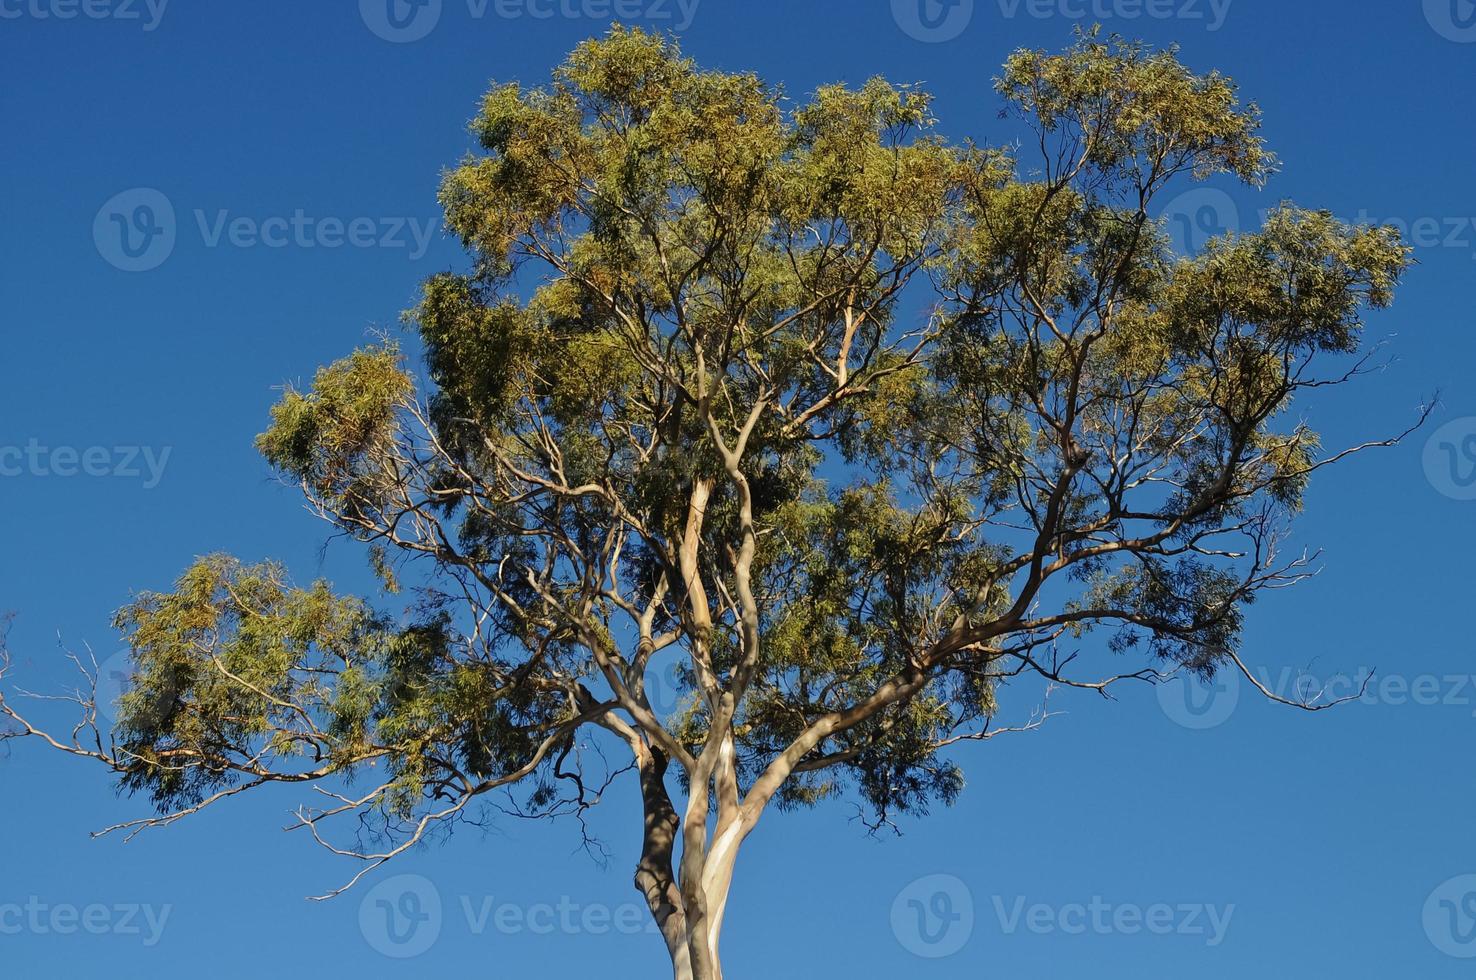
[2, 1, 1474, 977]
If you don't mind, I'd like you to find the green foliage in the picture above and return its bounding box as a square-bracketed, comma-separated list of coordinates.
[997, 29, 1273, 184]
[256, 345, 412, 512]
[110, 557, 570, 819]
[103, 28, 1411, 838]
[111, 556, 384, 806]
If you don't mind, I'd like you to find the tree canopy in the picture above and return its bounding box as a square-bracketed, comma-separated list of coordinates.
[1, 27, 1419, 980]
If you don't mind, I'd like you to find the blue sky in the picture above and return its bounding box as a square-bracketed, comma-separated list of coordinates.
[2, 1, 1474, 977]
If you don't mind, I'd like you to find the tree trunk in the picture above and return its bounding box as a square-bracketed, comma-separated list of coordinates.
[633, 746, 694, 980]
[633, 743, 751, 980]
[692, 822, 740, 978]
[672, 844, 738, 980]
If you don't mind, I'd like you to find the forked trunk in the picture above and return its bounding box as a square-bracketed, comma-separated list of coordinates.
[633, 745, 745, 980]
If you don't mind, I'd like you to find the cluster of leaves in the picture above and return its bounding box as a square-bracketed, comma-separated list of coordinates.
[111, 556, 568, 819]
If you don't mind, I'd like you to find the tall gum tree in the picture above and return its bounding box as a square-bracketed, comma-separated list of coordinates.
[1, 28, 1425, 980]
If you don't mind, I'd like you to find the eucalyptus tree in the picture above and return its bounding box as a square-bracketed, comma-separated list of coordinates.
[1, 27, 1419, 980]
